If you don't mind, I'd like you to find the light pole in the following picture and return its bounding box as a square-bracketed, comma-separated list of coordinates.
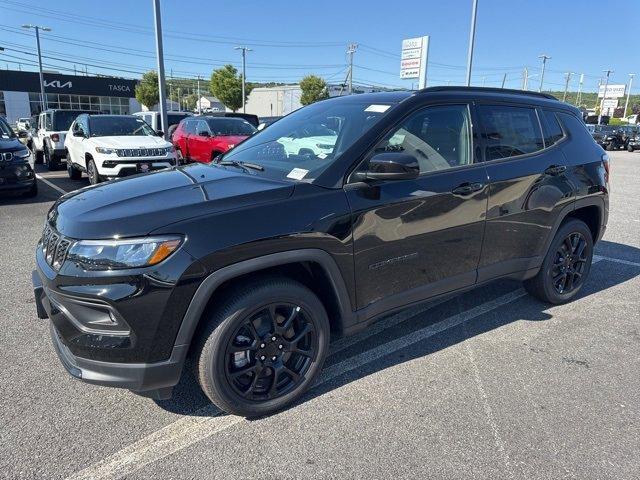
[465, 0, 478, 86]
[152, 0, 169, 139]
[623, 73, 635, 119]
[234, 46, 252, 112]
[346, 43, 357, 94]
[197, 75, 201, 114]
[599, 69, 613, 124]
[538, 54, 551, 92]
[562, 72, 573, 102]
[576, 73, 584, 106]
[21, 24, 51, 112]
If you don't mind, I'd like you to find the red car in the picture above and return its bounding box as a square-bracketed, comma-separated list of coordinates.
[172, 116, 256, 163]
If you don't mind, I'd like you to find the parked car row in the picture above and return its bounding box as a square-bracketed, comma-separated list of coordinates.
[586, 124, 639, 151]
[0, 115, 37, 197]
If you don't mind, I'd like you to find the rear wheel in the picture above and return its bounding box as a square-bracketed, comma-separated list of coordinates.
[67, 154, 82, 180]
[34, 148, 44, 165]
[86, 158, 100, 185]
[524, 219, 593, 304]
[195, 277, 330, 417]
[22, 181, 38, 198]
[45, 146, 59, 171]
[628, 145, 635, 153]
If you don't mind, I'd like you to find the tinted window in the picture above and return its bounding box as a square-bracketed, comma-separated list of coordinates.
[368, 104, 472, 174]
[167, 113, 189, 126]
[205, 118, 256, 136]
[88, 116, 156, 137]
[194, 120, 210, 135]
[52, 110, 90, 131]
[0, 117, 15, 138]
[540, 110, 564, 146]
[479, 105, 544, 160]
[182, 119, 195, 134]
[557, 112, 596, 143]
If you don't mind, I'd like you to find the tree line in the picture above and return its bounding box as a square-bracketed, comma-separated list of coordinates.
[135, 66, 329, 112]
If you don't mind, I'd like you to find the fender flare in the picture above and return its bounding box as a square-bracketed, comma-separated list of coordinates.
[172, 248, 355, 348]
[542, 196, 605, 255]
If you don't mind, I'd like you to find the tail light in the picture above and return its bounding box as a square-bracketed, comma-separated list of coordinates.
[601, 153, 610, 183]
[50, 133, 60, 142]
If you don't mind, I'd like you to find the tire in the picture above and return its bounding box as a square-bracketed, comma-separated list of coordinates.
[86, 158, 100, 185]
[35, 148, 44, 165]
[195, 277, 330, 418]
[628, 145, 635, 153]
[45, 146, 59, 171]
[167, 124, 178, 141]
[22, 181, 38, 198]
[175, 149, 184, 165]
[524, 219, 594, 304]
[67, 154, 82, 180]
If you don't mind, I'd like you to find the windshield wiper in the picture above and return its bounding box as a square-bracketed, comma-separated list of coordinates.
[217, 160, 264, 172]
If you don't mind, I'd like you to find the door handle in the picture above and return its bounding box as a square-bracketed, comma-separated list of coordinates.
[452, 182, 484, 195]
[544, 164, 567, 175]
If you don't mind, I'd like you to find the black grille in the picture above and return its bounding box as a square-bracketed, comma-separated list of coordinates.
[115, 148, 165, 158]
[41, 225, 71, 271]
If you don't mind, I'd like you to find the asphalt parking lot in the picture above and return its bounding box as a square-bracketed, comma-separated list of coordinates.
[1, 151, 639, 479]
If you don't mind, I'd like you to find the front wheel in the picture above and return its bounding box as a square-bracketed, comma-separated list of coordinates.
[524, 219, 593, 304]
[195, 277, 330, 417]
[628, 145, 635, 153]
[86, 158, 100, 185]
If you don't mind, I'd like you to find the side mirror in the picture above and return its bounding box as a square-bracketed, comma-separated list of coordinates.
[156, 130, 164, 137]
[73, 130, 85, 137]
[198, 130, 210, 137]
[354, 152, 420, 182]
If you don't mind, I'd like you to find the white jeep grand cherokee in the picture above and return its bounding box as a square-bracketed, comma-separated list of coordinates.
[65, 114, 176, 184]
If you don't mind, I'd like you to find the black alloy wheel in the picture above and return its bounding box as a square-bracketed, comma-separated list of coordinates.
[87, 159, 99, 185]
[550, 232, 588, 295]
[195, 277, 330, 417]
[224, 303, 317, 401]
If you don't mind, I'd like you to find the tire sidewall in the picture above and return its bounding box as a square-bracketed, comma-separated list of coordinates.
[540, 220, 593, 303]
[200, 281, 330, 417]
[87, 159, 99, 184]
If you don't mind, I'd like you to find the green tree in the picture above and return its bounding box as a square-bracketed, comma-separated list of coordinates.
[135, 71, 159, 108]
[300, 75, 329, 106]
[210, 65, 247, 112]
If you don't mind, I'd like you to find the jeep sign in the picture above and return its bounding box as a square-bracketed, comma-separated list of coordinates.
[400, 36, 429, 88]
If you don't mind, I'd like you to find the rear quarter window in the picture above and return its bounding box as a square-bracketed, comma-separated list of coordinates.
[556, 112, 595, 144]
[540, 110, 565, 146]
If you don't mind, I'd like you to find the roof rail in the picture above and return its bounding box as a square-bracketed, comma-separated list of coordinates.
[417, 86, 557, 100]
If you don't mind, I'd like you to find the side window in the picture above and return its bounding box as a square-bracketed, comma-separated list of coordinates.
[367, 104, 472, 174]
[478, 105, 544, 160]
[182, 119, 194, 134]
[195, 120, 210, 135]
[540, 110, 564, 146]
[44, 113, 53, 131]
[38, 114, 45, 130]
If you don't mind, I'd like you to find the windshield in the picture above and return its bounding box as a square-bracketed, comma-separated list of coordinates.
[52, 110, 90, 131]
[206, 118, 256, 136]
[0, 118, 16, 139]
[222, 98, 396, 181]
[90, 116, 156, 137]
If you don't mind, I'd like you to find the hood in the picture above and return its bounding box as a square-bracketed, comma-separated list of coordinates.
[89, 136, 171, 148]
[0, 136, 26, 152]
[50, 164, 294, 239]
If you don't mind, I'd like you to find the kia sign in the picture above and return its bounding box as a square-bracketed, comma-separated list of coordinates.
[598, 84, 626, 98]
[400, 36, 429, 88]
[0, 70, 138, 97]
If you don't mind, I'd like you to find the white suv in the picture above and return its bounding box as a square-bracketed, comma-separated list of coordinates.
[65, 114, 177, 184]
[32, 109, 92, 170]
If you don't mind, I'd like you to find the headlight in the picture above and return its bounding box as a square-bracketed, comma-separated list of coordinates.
[165, 145, 175, 154]
[95, 147, 116, 154]
[14, 148, 30, 159]
[67, 236, 182, 271]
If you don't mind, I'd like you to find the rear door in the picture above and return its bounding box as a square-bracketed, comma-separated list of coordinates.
[477, 103, 574, 282]
[346, 102, 489, 313]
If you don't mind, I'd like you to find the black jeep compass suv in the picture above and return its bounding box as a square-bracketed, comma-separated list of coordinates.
[33, 87, 609, 417]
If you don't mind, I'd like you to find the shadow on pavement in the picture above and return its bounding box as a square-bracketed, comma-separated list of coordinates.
[155, 240, 640, 417]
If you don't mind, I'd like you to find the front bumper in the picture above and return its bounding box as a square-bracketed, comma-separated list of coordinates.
[98, 157, 176, 179]
[0, 162, 36, 192]
[32, 269, 187, 399]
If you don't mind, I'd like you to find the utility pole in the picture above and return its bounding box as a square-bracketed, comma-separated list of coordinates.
[152, 0, 169, 139]
[599, 69, 613, 124]
[501, 73, 507, 88]
[234, 46, 252, 113]
[177, 87, 181, 112]
[623, 73, 635, 119]
[481, 76, 486, 87]
[562, 72, 572, 102]
[347, 43, 358, 94]
[465, 0, 478, 86]
[522, 66, 528, 90]
[538, 54, 551, 92]
[576, 73, 584, 106]
[21, 24, 50, 111]
[197, 75, 201, 114]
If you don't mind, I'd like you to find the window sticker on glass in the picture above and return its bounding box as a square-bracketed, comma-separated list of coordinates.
[286, 168, 309, 180]
[365, 104, 391, 113]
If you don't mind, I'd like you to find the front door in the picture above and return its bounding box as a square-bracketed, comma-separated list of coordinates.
[190, 119, 212, 162]
[346, 103, 489, 313]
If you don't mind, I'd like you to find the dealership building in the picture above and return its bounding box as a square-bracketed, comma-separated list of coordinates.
[0, 70, 141, 123]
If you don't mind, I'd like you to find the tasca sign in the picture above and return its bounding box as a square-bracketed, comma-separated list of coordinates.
[400, 36, 429, 88]
[598, 84, 626, 98]
[0, 70, 138, 97]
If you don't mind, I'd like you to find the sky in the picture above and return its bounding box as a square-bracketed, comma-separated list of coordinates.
[0, 0, 638, 93]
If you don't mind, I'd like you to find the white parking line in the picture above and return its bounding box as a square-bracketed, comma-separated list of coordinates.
[35, 174, 67, 195]
[594, 254, 640, 268]
[67, 257, 617, 480]
[66, 289, 529, 480]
